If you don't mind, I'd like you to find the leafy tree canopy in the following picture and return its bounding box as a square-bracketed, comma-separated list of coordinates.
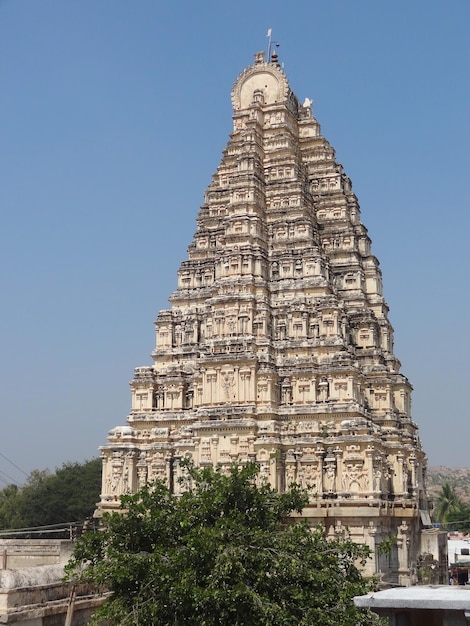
[66, 462, 377, 626]
[0, 483, 20, 529]
[434, 482, 461, 524]
[447, 503, 470, 535]
[433, 482, 470, 533]
[0, 458, 101, 530]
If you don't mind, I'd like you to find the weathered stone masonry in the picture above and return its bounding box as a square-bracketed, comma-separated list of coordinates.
[98, 50, 433, 585]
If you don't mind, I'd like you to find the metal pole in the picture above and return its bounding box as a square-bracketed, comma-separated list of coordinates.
[267, 29, 272, 61]
[65, 585, 76, 626]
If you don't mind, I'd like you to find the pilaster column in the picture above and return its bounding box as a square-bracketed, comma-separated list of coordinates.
[397, 452, 406, 496]
[347, 375, 354, 399]
[365, 446, 375, 498]
[409, 453, 417, 497]
[311, 376, 317, 402]
[396, 522, 411, 586]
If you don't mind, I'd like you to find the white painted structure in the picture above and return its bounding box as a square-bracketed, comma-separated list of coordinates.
[355, 586, 470, 625]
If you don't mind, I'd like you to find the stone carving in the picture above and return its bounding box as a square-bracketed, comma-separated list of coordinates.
[285, 462, 297, 487]
[317, 378, 329, 402]
[373, 467, 382, 492]
[97, 49, 432, 585]
[324, 463, 336, 492]
[342, 462, 367, 493]
[221, 370, 235, 400]
[110, 465, 122, 493]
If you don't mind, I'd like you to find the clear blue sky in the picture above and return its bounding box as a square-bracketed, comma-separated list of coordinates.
[1, 0, 468, 484]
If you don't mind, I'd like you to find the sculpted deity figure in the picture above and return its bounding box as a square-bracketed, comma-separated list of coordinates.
[137, 465, 147, 488]
[122, 466, 130, 492]
[300, 463, 317, 492]
[324, 463, 336, 492]
[281, 378, 292, 404]
[342, 463, 368, 493]
[318, 378, 329, 402]
[221, 371, 235, 400]
[373, 468, 382, 492]
[111, 465, 122, 493]
[403, 467, 409, 494]
[285, 463, 297, 488]
[227, 317, 236, 334]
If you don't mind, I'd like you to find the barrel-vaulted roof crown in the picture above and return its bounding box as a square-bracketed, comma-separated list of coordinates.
[231, 51, 291, 111]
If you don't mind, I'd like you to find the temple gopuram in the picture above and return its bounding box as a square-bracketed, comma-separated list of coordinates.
[98, 50, 438, 585]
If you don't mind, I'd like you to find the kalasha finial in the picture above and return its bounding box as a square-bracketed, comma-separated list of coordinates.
[271, 48, 280, 67]
[266, 29, 280, 65]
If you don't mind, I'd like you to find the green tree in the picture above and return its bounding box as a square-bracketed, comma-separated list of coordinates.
[0, 459, 102, 530]
[0, 484, 20, 529]
[447, 502, 470, 534]
[434, 482, 464, 525]
[66, 462, 377, 626]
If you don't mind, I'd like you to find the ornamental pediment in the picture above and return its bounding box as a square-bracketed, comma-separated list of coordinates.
[231, 52, 290, 111]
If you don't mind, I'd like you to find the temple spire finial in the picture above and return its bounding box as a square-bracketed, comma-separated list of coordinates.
[266, 29, 280, 64]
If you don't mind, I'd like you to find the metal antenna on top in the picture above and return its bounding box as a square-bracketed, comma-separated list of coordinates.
[267, 29, 280, 63]
[267, 28, 272, 61]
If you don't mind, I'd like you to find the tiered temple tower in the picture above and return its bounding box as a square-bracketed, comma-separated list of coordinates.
[98, 51, 434, 584]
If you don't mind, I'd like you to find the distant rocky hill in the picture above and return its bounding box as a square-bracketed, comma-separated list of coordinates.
[427, 467, 470, 504]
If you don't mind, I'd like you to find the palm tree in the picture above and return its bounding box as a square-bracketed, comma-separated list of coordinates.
[434, 482, 462, 524]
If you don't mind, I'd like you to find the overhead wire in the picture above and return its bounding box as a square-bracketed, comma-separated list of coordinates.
[0, 520, 82, 538]
[0, 467, 20, 485]
[0, 450, 29, 479]
[0, 474, 11, 487]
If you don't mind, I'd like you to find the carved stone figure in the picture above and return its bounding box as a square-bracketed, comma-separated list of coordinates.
[97, 49, 432, 586]
[324, 463, 336, 492]
[342, 463, 367, 493]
